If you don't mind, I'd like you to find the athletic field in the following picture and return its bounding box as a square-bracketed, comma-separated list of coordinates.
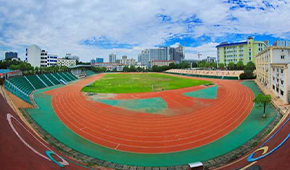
[81, 73, 212, 93]
[26, 73, 278, 166]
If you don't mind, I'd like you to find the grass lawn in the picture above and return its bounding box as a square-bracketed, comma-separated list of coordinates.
[82, 73, 212, 93]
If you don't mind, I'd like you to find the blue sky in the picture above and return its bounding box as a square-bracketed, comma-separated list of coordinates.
[0, 0, 289, 61]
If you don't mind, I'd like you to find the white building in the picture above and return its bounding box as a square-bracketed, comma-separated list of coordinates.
[109, 54, 117, 63]
[47, 55, 58, 66]
[150, 60, 175, 67]
[26, 45, 51, 67]
[256, 46, 290, 104]
[57, 58, 76, 67]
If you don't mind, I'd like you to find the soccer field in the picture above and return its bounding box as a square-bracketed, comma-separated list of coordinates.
[81, 73, 212, 93]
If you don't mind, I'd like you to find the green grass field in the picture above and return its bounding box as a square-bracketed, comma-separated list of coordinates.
[82, 73, 212, 93]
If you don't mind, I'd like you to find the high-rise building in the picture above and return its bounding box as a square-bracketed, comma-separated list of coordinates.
[5, 52, 18, 60]
[273, 40, 290, 47]
[216, 37, 267, 65]
[169, 46, 185, 63]
[138, 45, 185, 67]
[139, 49, 150, 67]
[96, 58, 104, 63]
[109, 54, 117, 63]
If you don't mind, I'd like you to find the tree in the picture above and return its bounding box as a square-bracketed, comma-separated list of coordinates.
[211, 62, 217, 69]
[244, 61, 256, 74]
[253, 93, 272, 118]
[129, 65, 137, 72]
[219, 63, 225, 69]
[198, 62, 204, 68]
[204, 62, 210, 68]
[236, 61, 244, 70]
[123, 66, 130, 72]
[192, 62, 198, 68]
[169, 63, 176, 69]
[228, 62, 235, 70]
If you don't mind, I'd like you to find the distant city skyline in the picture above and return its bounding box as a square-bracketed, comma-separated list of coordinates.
[0, 0, 290, 61]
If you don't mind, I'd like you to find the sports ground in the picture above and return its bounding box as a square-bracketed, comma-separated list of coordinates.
[25, 73, 278, 167]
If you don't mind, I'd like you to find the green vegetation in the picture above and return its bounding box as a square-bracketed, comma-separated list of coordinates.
[198, 61, 218, 69]
[82, 73, 211, 93]
[253, 93, 272, 118]
[240, 61, 256, 79]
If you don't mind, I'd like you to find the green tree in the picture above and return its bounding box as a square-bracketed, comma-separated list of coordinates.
[198, 62, 204, 68]
[228, 62, 235, 70]
[236, 61, 244, 70]
[219, 63, 225, 69]
[129, 65, 137, 72]
[253, 93, 272, 118]
[191, 62, 198, 68]
[169, 63, 176, 69]
[35, 67, 39, 73]
[210, 62, 217, 69]
[9, 64, 18, 70]
[123, 66, 130, 72]
[204, 62, 210, 68]
[244, 61, 256, 74]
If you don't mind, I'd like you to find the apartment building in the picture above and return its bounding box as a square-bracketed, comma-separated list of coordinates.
[216, 37, 267, 65]
[256, 46, 290, 104]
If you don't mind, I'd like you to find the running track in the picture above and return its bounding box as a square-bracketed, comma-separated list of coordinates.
[0, 94, 93, 170]
[45, 73, 254, 153]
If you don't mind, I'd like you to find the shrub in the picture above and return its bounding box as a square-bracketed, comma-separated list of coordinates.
[240, 73, 256, 80]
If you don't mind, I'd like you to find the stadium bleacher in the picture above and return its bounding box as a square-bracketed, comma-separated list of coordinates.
[165, 69, 243, 80]
[4, 72, 77, 104]
[84, 70, 95, 77]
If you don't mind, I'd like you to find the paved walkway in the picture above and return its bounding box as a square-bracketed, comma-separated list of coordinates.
[255, 80, 290, 115]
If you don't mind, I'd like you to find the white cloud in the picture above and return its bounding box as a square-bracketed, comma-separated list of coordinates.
[0, 0, 289, 62]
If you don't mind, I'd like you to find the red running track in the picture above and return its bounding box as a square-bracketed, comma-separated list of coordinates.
[45, 73, 254, 153]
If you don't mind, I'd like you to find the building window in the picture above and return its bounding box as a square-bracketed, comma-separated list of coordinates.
[281, 55, 285, 59]
[273, 85, 275, 90]
[276, 87, 279, 92]
[273, 68, 275, 72]
[273, 77, 275, 80]
[281, 69, 284, 73]
[280, 90, 284, 96]
[281, 80, 284, 85]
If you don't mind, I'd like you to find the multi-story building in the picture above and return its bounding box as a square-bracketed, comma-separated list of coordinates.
[94, 62, 126, 71]
[5, 52, 18, 60]
[202, 56, 217, 63]
[91, 59, 96, 65]
[57, 58, 76, 67]
[169, 46, 185, 63]
[120, 58, 136, 66]
[26, 45, 49, 67]
[109, 54, 117, 63]
[96, 58, 104, 63]
[256, 46, 290, 104]
[273, 40, 290, 47]
[216, 37, 267, 65]
[150, 60, 175, 67]
[139, 49, 150, 67]
[47, 55, 58, 66]
[138, 45, 185, 68]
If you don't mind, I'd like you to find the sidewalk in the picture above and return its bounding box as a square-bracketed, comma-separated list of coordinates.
[255, 80, 290, 115]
